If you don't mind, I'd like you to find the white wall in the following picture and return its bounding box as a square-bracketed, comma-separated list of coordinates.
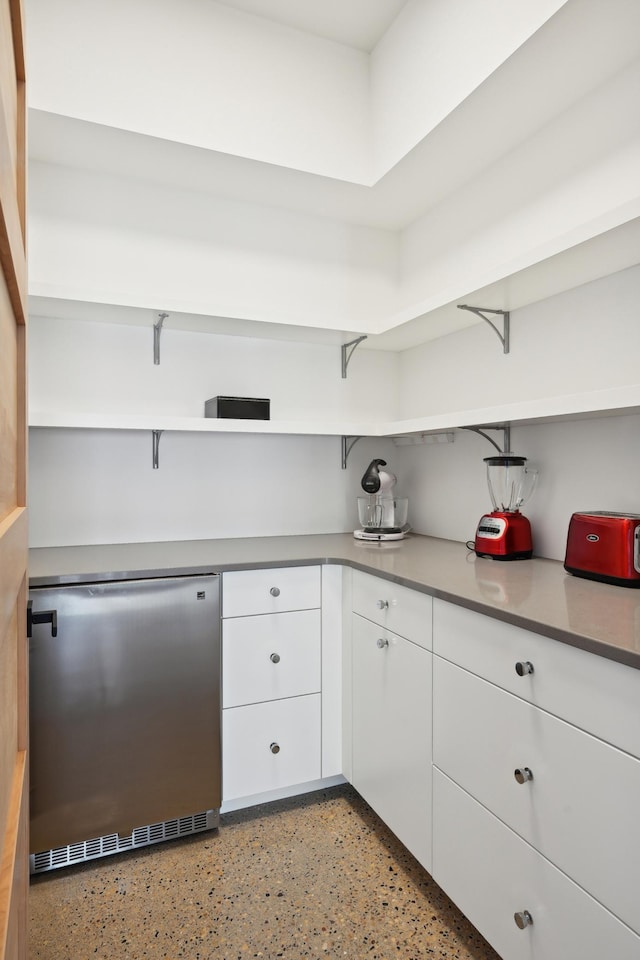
[22, 2, 640, 558]
[25, 2, 640, 340]
[28, 162, 399, 331]
[28, 315, 399, 423]
[398, 266, 640, 418]
[27, 269, 640, 556]
[369, 0, 567, 176]
[395, 412, 640, 563]
[395, 58, 640, 323]
[25, 0, 371, 183]
[25, 0, 569, 185]
[30, 401, 640, 560]
[394, 266, 640, 561]
[28, 430, 397, 547]
[27, 313, 400, 547]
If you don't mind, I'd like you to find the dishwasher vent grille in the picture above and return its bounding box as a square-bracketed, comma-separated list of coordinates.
[30, 809, 219, 874]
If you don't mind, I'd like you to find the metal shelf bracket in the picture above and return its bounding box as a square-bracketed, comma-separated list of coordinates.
[153, 312, 169, 365]
[341, 336, 367, 378]
[342, 436, 362, 469]
[152, 430, 163, 469]
[461, 424, 511, 454]
[457, 305, 510, 354]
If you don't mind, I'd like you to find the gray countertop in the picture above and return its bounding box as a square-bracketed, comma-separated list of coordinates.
[29, 532, 640, 670]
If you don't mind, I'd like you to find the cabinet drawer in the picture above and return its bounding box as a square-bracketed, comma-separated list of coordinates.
[223, 610, 321, 708]
[433, 656, 640, 933]
[433, 769, 640, 960]
[352, 570, 432, 648]
[222, 566, 321, 618]
[222, 694, 321, 801]
[433, 599, 640, 758]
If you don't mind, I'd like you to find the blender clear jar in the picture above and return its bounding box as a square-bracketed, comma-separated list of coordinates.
[484, 456, 537, 513]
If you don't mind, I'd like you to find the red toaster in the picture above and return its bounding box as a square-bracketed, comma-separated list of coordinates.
[564, 512, 640, 587]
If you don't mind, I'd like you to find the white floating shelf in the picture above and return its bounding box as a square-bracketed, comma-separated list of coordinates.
[29, 384, 640, 442]
[28, 410, 379, 438]
[381, 385, 640, 437]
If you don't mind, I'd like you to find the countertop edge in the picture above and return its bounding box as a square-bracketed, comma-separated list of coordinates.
[28, 540, 640, 671]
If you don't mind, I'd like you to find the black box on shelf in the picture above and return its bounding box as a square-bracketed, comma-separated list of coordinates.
[204, 396, 271, 420]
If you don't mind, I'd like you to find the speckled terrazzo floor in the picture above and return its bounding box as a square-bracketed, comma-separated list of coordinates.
[29, 784, 501, 960]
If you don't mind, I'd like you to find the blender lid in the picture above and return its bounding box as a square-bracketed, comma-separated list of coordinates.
[484, 455, 527, 466]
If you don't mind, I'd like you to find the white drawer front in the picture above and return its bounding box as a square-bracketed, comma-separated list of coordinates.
[222, 566, 321, 618]
[222, 694, 321, 801]
[433, 769, 640, 960]
[223, 610, 321, 708]
[433, 598, 640, 758]
[352, 570, 432, 648]
[434, 656, 640, 933]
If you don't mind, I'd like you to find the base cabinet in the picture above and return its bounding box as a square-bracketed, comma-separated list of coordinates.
[221, 565, 325, 803]
[220, 563, 640, 960]
[352, 615, 432, 870]
[350, 570, 432, 871]
[223, 695, 321, 800]
[433, 655, 640, 932]
[433, 769, 640, 960]
[432, 597, 640, 960]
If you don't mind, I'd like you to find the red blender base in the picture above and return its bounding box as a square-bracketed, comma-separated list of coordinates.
[475, 511, 533, 560]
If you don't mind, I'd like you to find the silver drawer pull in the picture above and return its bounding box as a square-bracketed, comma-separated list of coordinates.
[376, 599, 389, 610]
[514, 767, 534, 784]
[515, 661, 534, 676]
[514, 910, 533, 929]
[270, 587, 281, 597]
[377, 638, 389, 649]
[270, 653, 280, 664]
[270, 742, 280, 754]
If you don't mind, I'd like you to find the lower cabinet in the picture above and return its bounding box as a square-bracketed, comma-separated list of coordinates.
[432, 598, 640, 959]
[223, 609, 321, 708]
[220, 562, 640, 960]
[221, 565, 325, 804]
[433, 769, 640, 960]
[433, 654, 640, 933]
[223, 695, 321, 800]
[351, 575, 432, 872]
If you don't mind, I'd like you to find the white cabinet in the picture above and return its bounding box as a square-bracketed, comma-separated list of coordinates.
[221, 565, 332, 804]
[433, 599, 640, 758]
[433, 769, 640, 960]
[434, 656, 640, 932]
[432, 598, 640, 958]
[222, 610, 321, 708]
[223, 695, 321, 801]
[352, 570, 432, 648]
[350, 571, 432, 871]
[222, 565, 321, 618]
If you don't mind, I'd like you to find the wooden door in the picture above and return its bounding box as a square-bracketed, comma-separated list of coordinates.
[0, 1, 28, 958]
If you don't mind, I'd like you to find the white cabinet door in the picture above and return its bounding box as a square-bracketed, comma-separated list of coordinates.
[433, 655, 640, 933]
[433, 769, 640, 960]
[223, 694, 321, 801]
[351, 613, 432, 871]
[223, 610, 321, 708]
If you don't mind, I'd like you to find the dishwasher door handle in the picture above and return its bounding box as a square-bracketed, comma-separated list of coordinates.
[27, 600, 58, 639]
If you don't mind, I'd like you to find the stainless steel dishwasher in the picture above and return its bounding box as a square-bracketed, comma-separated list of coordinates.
[28, 573, 221, 873]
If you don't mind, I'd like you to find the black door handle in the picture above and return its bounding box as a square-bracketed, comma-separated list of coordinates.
[27, 600, 58, 639]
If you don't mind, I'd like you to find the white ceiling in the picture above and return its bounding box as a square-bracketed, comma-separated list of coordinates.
[215, 0, 408, 51]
